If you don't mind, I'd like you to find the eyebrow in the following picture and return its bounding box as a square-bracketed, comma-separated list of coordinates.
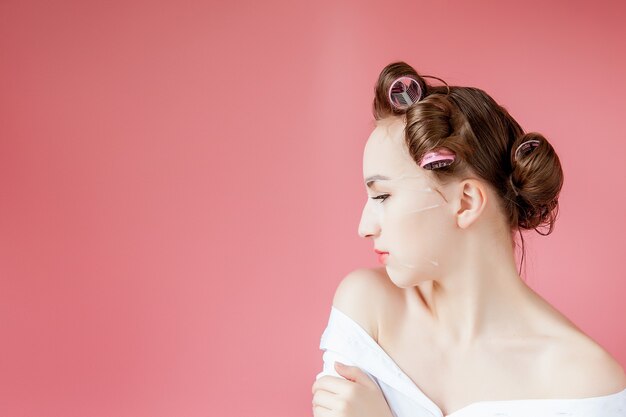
[365, 174, 391, 189]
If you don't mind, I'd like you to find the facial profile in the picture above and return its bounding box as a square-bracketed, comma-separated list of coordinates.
[358, 117, 461, 287]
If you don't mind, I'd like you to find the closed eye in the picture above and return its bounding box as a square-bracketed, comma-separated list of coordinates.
[370, 194, 390, 203]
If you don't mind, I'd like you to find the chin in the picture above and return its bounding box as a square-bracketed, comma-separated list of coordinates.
[386, 264, 434, 289]
[384, 266, 416, 288]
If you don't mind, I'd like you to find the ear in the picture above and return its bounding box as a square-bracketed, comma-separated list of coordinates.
[455, 179, 487, 229]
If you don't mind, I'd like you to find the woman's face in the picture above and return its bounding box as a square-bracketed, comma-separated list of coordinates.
[358, 118, 459, 287]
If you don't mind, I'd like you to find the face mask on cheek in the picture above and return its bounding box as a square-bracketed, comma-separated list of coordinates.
[372, 174, 449, 270]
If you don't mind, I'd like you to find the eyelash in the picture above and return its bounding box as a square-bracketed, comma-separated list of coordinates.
[371, 194, 390, 203]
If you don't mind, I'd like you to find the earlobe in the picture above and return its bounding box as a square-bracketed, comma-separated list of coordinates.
[455, 180, 487, 229]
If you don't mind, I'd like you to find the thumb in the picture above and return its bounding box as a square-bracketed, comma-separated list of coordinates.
[334, 361, 364, 383]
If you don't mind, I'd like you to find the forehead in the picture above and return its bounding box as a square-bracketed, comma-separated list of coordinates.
[363, 118, 423, 180]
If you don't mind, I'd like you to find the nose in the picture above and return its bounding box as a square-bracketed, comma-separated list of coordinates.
[358, 204, 380, 239]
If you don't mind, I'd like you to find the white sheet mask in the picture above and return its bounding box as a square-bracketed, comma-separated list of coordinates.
[366, 174, 447, 269]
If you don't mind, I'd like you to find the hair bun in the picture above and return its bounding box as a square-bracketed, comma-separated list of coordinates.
[508, 132, 564, 234]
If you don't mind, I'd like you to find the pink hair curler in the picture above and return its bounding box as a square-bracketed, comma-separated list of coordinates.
[514, 139, 540, 161]
[419, 148, 456, 170]
[388, 76, 423, 110]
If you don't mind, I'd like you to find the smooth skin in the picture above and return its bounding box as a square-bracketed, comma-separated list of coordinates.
[312, 117, 626, 417]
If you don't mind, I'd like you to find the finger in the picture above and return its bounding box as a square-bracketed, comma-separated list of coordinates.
[313, 390, 343, 412]
[312, 375, 353, 395]
[312, 404, 333, 417]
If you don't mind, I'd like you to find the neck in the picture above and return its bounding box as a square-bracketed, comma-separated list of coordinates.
[405, 232, 538, 348]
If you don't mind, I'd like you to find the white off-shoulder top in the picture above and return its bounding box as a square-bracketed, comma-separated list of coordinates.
[316, 306, 626, 417]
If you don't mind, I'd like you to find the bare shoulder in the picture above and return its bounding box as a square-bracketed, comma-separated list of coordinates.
[331, 266, 398, 342]
[544, 332, 626, 397]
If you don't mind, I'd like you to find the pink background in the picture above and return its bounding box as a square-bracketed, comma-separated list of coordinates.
[1, 0, 625, 416]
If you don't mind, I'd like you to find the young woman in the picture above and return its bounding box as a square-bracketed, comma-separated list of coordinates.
[311, 61, 626, 417]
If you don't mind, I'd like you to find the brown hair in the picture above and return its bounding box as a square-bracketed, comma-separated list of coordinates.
[372, 61, 564, 274]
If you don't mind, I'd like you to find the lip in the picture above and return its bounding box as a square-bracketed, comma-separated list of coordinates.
[374, 249, 389, 254]
[377, 253, 389, 264]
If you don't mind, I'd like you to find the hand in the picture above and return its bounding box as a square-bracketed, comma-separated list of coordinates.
[311, 362, 394, 417]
